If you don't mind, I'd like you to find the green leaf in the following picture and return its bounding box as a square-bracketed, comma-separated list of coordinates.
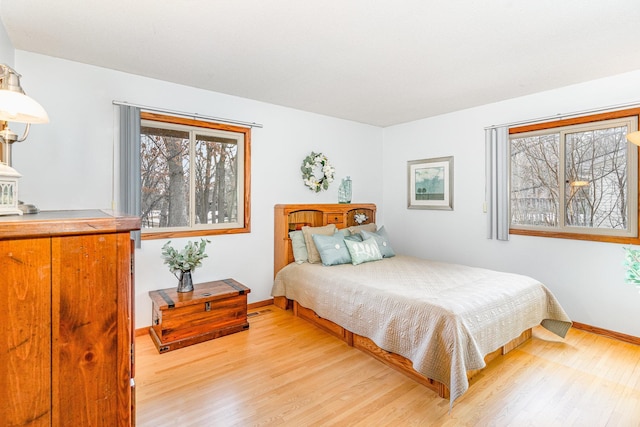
[161, 238, 211, 274]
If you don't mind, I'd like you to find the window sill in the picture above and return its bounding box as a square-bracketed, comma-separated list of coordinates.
[141, 226, 250, 240]
[509, 228, 640, 245]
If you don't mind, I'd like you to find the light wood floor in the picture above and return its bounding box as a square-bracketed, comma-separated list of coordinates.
[135, 306, 640, 426]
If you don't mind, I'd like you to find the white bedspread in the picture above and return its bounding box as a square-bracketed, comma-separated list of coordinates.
[272, 255, 572, 405]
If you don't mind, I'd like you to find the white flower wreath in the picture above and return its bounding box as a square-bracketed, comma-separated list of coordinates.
[301, 151, 335, 192]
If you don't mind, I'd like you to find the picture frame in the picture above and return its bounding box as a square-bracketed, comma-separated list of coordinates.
[407, 156, 453, 210]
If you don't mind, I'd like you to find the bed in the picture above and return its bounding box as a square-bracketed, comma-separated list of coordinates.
[271, 203, 572, 406]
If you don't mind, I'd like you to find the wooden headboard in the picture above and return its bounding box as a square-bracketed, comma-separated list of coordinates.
[273, 203, 377, 278]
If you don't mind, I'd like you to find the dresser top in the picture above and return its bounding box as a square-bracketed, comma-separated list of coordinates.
[0, 209, 141, 239]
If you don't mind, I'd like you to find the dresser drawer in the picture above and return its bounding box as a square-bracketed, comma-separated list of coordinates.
[325, 212, 344, 226]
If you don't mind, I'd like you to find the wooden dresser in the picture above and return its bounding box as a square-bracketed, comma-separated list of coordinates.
[0, 210, 140, 427]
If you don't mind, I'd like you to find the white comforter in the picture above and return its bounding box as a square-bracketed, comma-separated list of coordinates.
[272, 255, 572, 405]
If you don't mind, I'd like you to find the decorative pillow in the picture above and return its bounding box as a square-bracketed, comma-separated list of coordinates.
[345, 236, 383, 265]
[312, 232, 352, 266]
[347, 223, 377, 236]
[344, 233, 363, 242]
[361, 226, 395, 258]
[301, 224, 337, 264]
[288, 230, 308, 264]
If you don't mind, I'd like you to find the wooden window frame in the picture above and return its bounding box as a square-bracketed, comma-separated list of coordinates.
[140, 112, 251, 240]
[509, 107, 640, 245]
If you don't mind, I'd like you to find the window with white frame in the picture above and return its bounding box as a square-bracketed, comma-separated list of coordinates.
[509, 109, 639, 242]
[139, 112, 250, 237]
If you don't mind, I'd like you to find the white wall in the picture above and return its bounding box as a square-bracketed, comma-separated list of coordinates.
[382, 70, 640, 337]
[14, 51, 383, 329]
[0, 20, 13, 66]
[11, 47, 640, 337]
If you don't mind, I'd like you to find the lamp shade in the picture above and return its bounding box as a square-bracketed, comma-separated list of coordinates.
[0, 90, 49, 124]
[627, 131, 640, 146]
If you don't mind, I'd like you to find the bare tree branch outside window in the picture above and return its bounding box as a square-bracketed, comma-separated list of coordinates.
[140, 122, 243, 232]
[511, 134, 560, 227]
[510, 115, 637, 239]
[140, 127, 189, 228]
[564, 126, 628, 230]
[194, 134, 238, 225]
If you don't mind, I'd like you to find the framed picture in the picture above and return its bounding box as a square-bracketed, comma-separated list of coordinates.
[407, 156, 453, 210]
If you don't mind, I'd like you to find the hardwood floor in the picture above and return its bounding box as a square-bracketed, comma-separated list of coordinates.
[135, 306, 640, 426]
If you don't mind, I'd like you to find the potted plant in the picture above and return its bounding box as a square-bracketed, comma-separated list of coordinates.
[161, 238, 210, 292]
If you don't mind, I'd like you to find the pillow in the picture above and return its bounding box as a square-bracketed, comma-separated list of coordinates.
[344, 233, 363, 242]
[361, 226, 395, 258]
[288, 230, 308, 264]
[301, 224, 337, 264]
[312, 232, 352, 266]
[345, 237, 383, 265]
[347, 223, 377, 236]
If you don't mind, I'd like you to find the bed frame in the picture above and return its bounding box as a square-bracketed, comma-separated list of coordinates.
[273, 203, 532, 399]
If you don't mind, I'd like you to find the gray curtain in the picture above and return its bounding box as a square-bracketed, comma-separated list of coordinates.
[119, 105, 141, 247]
[485, 126, 509, 241]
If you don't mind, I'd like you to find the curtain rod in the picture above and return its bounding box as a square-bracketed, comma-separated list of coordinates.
[485, 100, 640, 130]
[112, 100, 263, 128]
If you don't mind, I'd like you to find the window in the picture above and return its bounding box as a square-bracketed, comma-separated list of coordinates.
[139, 112, 250, 238]
[509, 108, 639, 242]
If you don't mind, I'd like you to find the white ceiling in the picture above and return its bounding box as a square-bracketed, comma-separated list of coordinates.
[2, 0, 640, 127]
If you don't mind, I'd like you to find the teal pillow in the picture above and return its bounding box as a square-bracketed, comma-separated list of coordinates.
[289, 230, 308, 264]
[312, 232, 352, 266]
[345, 237, 383, 265]
[344, 234, 363, 242]
[361, 226, 395, 258]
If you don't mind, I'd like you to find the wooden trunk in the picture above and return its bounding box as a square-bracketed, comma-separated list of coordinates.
[0, 210, 140, 427]
[148, 279, 250, 353]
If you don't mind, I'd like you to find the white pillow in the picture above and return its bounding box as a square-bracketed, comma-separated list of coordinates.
[345, 236, 383, 265]
[301, 224, 337, 264]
